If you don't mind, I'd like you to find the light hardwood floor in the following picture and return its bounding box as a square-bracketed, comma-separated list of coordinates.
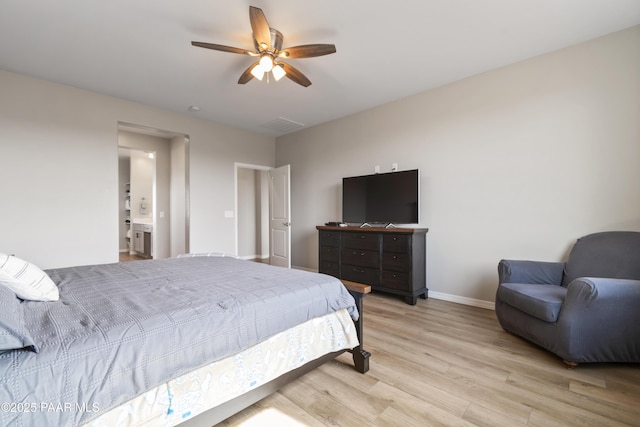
[220, 293, 640, 426]
[119, 253, 147, 262]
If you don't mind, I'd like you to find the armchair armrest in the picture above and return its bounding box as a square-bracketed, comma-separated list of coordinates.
[557, 278, 640, 362]
[563, 277, 640, 309]
[498, 259, 564, 285]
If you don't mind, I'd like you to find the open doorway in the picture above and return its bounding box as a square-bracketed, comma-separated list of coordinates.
[118, 147, 155, 260]
[117, 123, 190, 261]
[236, 164, 270, 262]
[235, 163, 291, 268]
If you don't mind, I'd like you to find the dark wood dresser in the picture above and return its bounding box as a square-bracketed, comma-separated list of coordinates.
[316, 225, 428, 305]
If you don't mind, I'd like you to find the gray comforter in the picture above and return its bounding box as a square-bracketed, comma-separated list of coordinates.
[0, 256, 357, 426]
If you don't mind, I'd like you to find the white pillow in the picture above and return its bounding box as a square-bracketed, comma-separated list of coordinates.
[0, 253, 59, 301]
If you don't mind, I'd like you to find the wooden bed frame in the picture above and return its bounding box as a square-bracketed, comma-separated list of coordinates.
[180, 281, 371, 426]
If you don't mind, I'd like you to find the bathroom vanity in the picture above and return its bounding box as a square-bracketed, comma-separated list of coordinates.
[132, 222, 152, 259]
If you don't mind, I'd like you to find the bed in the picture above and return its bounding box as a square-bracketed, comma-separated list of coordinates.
[0, 254, 369, 426]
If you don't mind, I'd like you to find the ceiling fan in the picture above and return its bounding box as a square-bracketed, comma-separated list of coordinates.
[192, 6, 336, 87]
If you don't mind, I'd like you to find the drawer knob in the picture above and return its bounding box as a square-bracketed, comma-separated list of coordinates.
[360, 235, 365, 239]
[393, 255, 398, 259]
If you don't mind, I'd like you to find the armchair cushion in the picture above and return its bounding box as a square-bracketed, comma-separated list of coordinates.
[497, 283, 566, 322]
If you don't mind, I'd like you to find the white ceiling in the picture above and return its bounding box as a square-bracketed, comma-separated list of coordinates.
[1, 1, 639, 137]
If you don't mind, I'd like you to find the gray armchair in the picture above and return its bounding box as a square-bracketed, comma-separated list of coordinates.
[495, 231, 640, 366]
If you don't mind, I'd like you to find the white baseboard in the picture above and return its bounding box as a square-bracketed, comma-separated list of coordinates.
[302, 266, 495, 311]
[239, 254, 270, 261]
[429, 291, 495, 310]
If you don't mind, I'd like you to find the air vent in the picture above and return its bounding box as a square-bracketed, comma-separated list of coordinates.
[261, 117, 305, 133]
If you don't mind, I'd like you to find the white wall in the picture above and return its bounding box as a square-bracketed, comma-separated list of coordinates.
[258, 170, 269, 257]
[0, 69, 275, 269]
[237, 168, 258, 258]
[129, 154, 154, 221]
[276, 26, 640, 304]
[237, 168, 270, 259]
[170, 136, 188, 258]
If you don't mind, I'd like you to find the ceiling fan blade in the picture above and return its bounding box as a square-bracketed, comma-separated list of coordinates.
[249, 6, 272, 52]
[238, 62, 258, 84]
[191, 41, 256, 56]
[281, 62, 312, 87]
[279, 44, 336, 59]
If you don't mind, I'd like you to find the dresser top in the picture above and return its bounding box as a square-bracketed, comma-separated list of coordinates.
[316, 225, 428, 234]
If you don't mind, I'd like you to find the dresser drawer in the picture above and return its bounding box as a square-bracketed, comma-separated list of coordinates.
[383, 234, 411, 253]
[382, 252, 410, 272]
[342, 264, 380, 286]
[319, 231, 340, 247]
[343, 232, 380, 250]
[341, 249, 379, 268]
[320, 245, 339, 262]
[381, 270, 410, 291]
[319, 261, 339, 277]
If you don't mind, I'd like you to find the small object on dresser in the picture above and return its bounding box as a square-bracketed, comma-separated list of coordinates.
[325, 221, 347, 226]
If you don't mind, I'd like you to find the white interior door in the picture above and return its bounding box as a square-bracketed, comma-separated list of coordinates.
[269, 165, 291, 268]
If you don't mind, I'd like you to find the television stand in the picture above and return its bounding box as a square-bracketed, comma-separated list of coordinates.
[317, 225, 429, 305]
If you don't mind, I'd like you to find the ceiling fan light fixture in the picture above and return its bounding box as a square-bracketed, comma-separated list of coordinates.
[250, 64, 265, 80]
[272, 64, 286, 81]
[258, 54, 274, 72]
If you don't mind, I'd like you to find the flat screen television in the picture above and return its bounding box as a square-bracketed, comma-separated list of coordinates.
[342, 169, 419, 225]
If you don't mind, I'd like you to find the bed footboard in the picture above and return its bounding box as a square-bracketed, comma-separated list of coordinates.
[341, 280, 371, 374]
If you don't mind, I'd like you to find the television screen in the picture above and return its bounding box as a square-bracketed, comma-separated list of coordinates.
[342, 169, 419, 225]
